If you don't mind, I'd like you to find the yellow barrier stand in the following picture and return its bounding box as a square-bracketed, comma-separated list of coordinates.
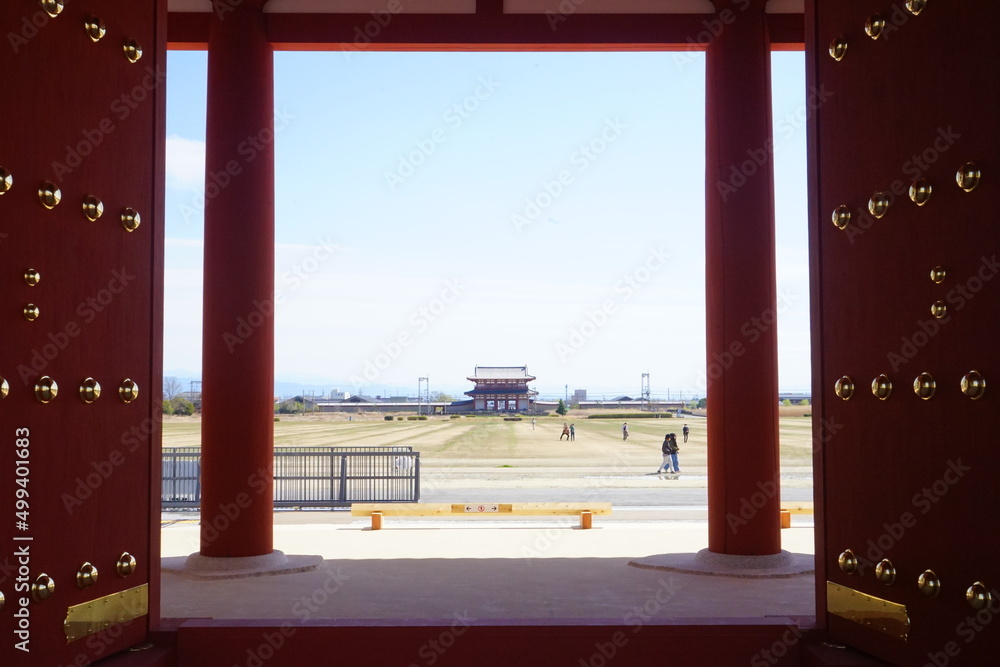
[779, 502, 814, 529]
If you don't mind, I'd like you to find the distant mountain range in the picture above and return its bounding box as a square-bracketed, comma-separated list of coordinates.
[165, 371, 345, 399]
[165, 370, 810, 401]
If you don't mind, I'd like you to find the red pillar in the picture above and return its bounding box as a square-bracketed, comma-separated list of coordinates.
[705, 1, 781, 555]
[200, 0, 275, 558]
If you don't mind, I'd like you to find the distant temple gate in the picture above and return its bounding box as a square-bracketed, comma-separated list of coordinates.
[465, 366, 538, 412]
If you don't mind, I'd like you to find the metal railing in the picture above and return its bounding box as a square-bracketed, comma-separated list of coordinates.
[162, 448, 201, 508]
[162, 446, 419, 509]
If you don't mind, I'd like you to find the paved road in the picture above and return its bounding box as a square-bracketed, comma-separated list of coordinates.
[421, 485, 814, 506]
[418, 465, 813, 506]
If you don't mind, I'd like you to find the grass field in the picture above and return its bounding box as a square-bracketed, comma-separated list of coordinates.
[163, 409, 816, 471]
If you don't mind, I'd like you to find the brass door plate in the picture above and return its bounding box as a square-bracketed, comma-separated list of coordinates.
[64, 583, 148, 643]
[827, 581, 909, 642]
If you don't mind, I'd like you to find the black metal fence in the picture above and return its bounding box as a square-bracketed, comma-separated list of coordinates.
[162, 446, 420, 509]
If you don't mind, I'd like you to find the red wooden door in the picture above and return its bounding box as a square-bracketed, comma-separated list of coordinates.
[809, 1, 1000, 664]
[0, 1, 164, 664]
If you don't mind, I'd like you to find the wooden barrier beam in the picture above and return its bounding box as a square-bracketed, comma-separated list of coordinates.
[352, 502, 612, 517]
[351, 502, 611, 530]
[779, 502, 814, 515]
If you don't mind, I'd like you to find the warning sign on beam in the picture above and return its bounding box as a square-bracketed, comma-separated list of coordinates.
[464, 504, 499, 513]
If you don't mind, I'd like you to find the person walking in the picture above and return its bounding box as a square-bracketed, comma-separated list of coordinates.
[569, 423, 575, 441]
[622, 422, 629, 441]
[560, 423, 570, 441]
[657, 434, 674, 473]
[682, 424, 689, 443]
[668, 433, 681, 473]
[531, 418, 536, 430]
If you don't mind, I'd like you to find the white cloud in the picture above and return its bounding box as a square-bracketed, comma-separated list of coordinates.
[165, 135, 205, 189]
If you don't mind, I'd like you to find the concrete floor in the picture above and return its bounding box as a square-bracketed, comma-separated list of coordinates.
[161, 511, 817, 623]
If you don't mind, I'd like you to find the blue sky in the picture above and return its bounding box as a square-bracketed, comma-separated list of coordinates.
[164, 50, 809, 399]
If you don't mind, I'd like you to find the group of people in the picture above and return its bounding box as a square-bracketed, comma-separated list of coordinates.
[622, 422, 689, 474]
[553, 421, 691, 473]
[657, 432, 682, 474]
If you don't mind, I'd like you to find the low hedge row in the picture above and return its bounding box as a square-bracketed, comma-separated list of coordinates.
[586, 412, 673, 419]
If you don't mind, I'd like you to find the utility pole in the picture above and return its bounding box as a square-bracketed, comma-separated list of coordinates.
[641, 373, 651, 412]
[418, 377, 429, 415]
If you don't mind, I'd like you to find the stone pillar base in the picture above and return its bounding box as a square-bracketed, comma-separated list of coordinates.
[629, 548, 814, 579]
[163, 550, 322, 580]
